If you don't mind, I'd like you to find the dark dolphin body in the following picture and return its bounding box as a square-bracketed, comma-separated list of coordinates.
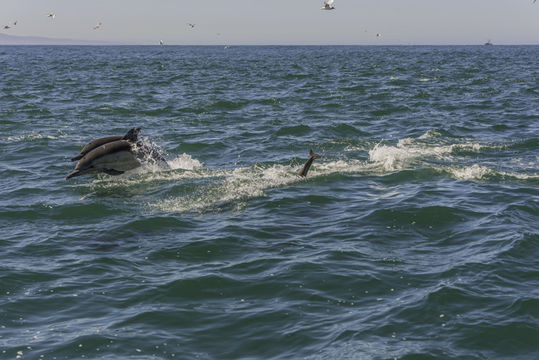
[66, 128, 168, 179]
[70, 128, 140, 161]
[66, 140, 142, 179]
[298, 149, 323, 177]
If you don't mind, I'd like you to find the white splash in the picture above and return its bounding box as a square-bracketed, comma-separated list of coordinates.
[167, 153, 203, 171]
[449, 164, 493, 180]
[367, 131, 491, 171]
[368, 144, 410, 171]
[368, 140, 454, 171]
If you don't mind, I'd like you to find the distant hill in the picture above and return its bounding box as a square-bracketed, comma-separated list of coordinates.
[0, 33, 115, 45]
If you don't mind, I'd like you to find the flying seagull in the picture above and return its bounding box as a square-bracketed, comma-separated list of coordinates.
[93, 22, 102, 30]
[321, 0, 335, 10]
[3, 25, 10, 30]
[160, 40, 164, 45]
[47, 13, 56, 19]
[13, 20, 17, 26]
[187, 23, 195, 28]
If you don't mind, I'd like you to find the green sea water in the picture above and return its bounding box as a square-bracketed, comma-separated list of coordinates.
[0, 45, 538, 359]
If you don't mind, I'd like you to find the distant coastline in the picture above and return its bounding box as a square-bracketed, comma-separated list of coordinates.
[0, 33, 116, 45]
[1, 33, 537, 46]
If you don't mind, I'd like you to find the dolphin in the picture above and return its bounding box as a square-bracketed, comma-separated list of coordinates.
[298, 149, 323, 177]
[70, 128, 140, 161]
[66, 140, 142, 179]
[66, 128, 170, 179]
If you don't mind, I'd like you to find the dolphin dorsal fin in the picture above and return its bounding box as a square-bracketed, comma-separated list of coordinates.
[123, 128, 141, 142]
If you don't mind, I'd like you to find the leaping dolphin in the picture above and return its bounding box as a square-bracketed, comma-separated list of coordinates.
[66, 128, 169, 179]
[298, 149, 323, 177]
[66, 140, 141, 179]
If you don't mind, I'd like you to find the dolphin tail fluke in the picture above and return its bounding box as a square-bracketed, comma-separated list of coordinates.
[298, 149, 323, 177]
[309, 149, 323, 159]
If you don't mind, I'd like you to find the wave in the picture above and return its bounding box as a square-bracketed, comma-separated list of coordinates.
[275, 124, 312, 136]
[4, 133, 63, 143]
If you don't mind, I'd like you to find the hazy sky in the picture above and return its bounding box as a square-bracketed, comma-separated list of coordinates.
[1, 0, 538, 45]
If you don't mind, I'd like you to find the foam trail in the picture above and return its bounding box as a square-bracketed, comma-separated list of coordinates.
[367, 132, 537, 181]
[367, 132, 485, 171]
[448, 164, 538, 181]
[152, 159, 372, 214]
[153, 164, 298, 213]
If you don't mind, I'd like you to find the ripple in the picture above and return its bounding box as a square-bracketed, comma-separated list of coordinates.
[275, 124, 312, 136]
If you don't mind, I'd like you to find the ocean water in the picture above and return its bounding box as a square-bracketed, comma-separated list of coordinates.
[0, 45, 538, 360]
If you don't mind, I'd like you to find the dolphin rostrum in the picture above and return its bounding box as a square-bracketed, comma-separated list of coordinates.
[70, 128, 140, 161]
[298, 149, 323, 177]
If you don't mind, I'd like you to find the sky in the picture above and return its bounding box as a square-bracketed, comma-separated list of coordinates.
[1, 0, 538, 45]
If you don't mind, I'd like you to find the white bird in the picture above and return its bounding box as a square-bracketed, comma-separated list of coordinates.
[47, 13, 56, 19]
[376, 33, 382, 38]
[3, 25, 10, 30]
[187, 23, 195, 28]
[13, 20, 17, 26]
[160, 40, 164, 45]
[321, 0, 335, 10]
[93, 22, 102, 30]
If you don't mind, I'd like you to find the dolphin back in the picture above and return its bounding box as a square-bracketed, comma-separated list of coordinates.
[70, 136, 123, 161]
[75, 140, 134, 169]
[70, 128, 140, 161]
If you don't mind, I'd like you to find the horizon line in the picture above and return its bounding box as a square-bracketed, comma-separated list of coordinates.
[1, 43, 539, 46]
[1, 34, 538, 47]
[1, 33, 538, 47]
